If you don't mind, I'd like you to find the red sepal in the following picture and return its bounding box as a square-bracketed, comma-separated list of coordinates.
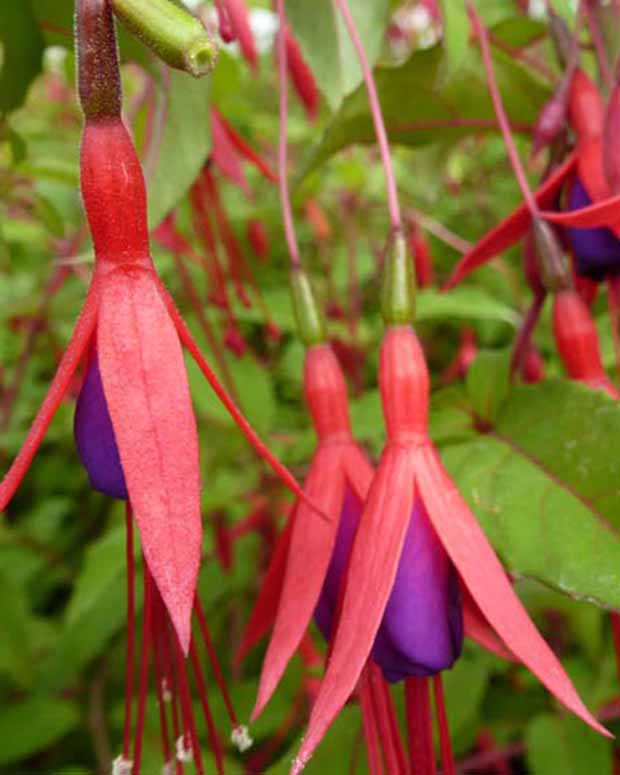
[292, 447, 416, 773]
[0, 287, 99, 511]
[416, 443, 609, 737]
[252, 451, 347, 719]
[97, 268, 201, 654]
[443, 152, 577, 289]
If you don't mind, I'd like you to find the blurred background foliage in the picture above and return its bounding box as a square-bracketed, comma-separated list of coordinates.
[2, 0, 620, 772]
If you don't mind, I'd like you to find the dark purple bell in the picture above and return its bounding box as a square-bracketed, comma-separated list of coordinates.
[315, 489, 463, 683]
[74, 351, 128, 499]
[566, 177, 620, 280]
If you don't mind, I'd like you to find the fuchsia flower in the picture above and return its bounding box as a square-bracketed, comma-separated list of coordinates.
[289, 239, 608, 772]
[0, 0, 313, 656]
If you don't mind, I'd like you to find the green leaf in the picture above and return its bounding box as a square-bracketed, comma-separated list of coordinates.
[301, 43, 549, 176]
[526, 713, 612, 775]
[416, 287, 519, 327]
[465, 348, 511, 423]
[438, 1, 469, 86]
[40, 526, 139, 689]
[0, 1, 44, 115]
[286, 0, 391, 111]
[0, 697, 80, 766]
[145, 69, 211, 228]
[440, 380, 620, 609]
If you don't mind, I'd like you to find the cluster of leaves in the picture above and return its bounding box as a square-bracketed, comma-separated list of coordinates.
[1, 0, 620, 772]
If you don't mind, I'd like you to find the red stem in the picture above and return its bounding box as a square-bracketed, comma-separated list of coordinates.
[334, 0, 402, 231]
[122, 504, 136, 760]
[189, 641, 224, 774]
[194, 597, 239, 726]
[275, 0, 302, 268]
[359, 669, 385, 775]
[405, 677, 436, 775]
[433, 674, 455, 775]
[467, 0, 539, 217]
[0, 288, 98, 512]
[132, 559, 153, 774]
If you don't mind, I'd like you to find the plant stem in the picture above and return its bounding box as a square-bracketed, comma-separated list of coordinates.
[467, 0, 539, 218]
[334, 0, 402, 231]
[275, 0, 301, 269]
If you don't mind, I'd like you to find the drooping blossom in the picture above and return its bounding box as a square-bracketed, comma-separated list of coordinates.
[291, 235, 608, 773]
[0, 0, 316, 654]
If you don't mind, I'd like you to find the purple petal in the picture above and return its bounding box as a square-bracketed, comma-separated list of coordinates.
[315, 490, 463, 682]
[314, 486, 361, 640]
[567, 177, 620, 280]
[74, 351, 128, 500]
[371, 499, 463, 682]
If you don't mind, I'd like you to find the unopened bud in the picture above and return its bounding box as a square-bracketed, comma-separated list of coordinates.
[381, 230, 416, 326]
[290, 268, 326, 346]
[532, 218, 571, 292]
[532, 71, 572, 156]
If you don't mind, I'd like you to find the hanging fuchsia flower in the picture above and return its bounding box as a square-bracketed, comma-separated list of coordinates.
[291, 235, 608, 773]
[0, 0, 313, 655]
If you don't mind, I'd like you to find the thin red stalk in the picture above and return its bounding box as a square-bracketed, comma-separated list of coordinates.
[189, 181, 232, 310]
[608, 276, 620, 388]
[359, 670, 385, 775]
[275, 0, 302, 268]
[162, 621, 184, 775]
[432, 675, 455, 775]
[407, 207, 473, 254]
[132, 560, 153, 774]
[189, 641, 225, 774]
[405, 677, 436, 775]
[122, 504, 136, 760]
[173, 637, 205, 775]
[202, 169, 252, 307]
[173, 253, 240, 402]
[194, 597, 238, 726]
[368, 665, 407, 774]
[582, 0, 613, 90]
[510, 292, 546, 376]
[334, 0, 401, 230]
[0, 264, 69, 432]
[151, 601, 172, 767]
[0, 289, 98, 511]
[378, 678, 408, 774]
[467, 0, 539, 217]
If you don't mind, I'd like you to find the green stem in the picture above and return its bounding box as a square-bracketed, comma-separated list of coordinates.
[290, 268, 325, 346]
[110, 0, 217, 77]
